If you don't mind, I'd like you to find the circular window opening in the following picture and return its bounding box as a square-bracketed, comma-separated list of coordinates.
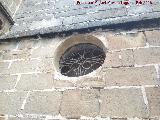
[59, 43, 106, 77]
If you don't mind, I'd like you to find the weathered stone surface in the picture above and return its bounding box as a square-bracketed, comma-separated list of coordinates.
[16, 73, 53, 90]
[111, 119, 127, 120]
[0, 62, 10, 74]
[134, 47, 160, 65]
[8, 117, 45, 120]
[37, 58, 55, 73]
[107, 32, 146, 50]
[75, 77, 105, 88]
[100, 89, 148, 117]
[0, 75, 17, 90]
[8, 116, 46, 120]
[0, 92, 27, 115]
[24, 91, 62, 115]
[1, 50, 31, 60]
[104, 50, 134, 68]
[145, 30, 160, 46]
[60, 89, 99, 118]
[145, 87, 160, 117]
[9, 58, 54, 74]
[0, 42, 17, 51]
[18, 39, 40, 50]
[9, 59, 40, 74]
[103, 66, 157, 86]
[53, 80, 75, 88]
[31, 46, 56, 58]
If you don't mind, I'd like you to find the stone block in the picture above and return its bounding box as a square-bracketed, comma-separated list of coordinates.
[9, 58, 54, 74]
[134, 47, 160, 65]
[0, 62, 10, 75]
[100, 89, 148, 117]
[106, 32, 146, 50]
[23, 91, 62, 115]
[103, 66, 157, 86]
[60, 89, 99, 118]
[31, 46, 55, 58]
[18, 38, 40, 50]
[104, 49, 134, 68]
[0, 42, 17, 52]
[0, 92, 27, 115]
[53, 80, 75, 88]
[75, 77, 105, 88]
[145, 87, 160, 117]
[9, 59, 40, 74]
[16, 73, 53, 90]
[1, 50, 31, 60]
[145, 30, 160, 46]
[0, 75, 17, 90]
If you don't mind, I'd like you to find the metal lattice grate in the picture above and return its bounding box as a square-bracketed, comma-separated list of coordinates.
[59, 43, 106, 77]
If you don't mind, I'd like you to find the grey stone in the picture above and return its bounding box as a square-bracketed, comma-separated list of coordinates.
[100, 89, 148, 117]
[24, 91, 62, 115]
[104, 49, 134, 68]
[145, 30, 160, 46]
[16, 73, 53, 90]
[60, 89, 99, 118]
[134, 47, 160, 65]
[0, 75, 17, 90]
[145, 87, 160, 117]
[0, 92, 27, 115]
[103, 66, 158, 86]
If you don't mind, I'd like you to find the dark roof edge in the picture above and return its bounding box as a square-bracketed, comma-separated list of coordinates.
[0, 17, 160, 42]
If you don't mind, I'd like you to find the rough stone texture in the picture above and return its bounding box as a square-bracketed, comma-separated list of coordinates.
[103, 66, 158, 86]
[145, 87, 160, 117]
[53, 76, 105, 88]
[104, 49, 134, 68]
[8, 117, 45, 120]
[0, 29, 160, 119]
[0, 75, 17, 90]
[0, 61, 10, 75]
[24, 91, 62, 115]
[134, 47, 160, 65]
[9, 59, 41, 74]
[0, 49, 31, 60]
[100, 89, 148, 118]
[16, 73, 53, 90]
[0, 0, 160, 39]
[60, 89, 99, 118]
[17, 38, 40, 50]
[107, 32, 146, 50]
[53, 80, 75, 88]
[0, 92, 27, 115]
[111, 119, 127, 120]
[75, 77, 105, 88]
[0, 42, 17, 51]
[31, 46, 56, 58]
[145, 30, 160, 46]
[9, 58, 54, 74]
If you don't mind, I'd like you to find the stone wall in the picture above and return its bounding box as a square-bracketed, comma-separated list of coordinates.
[0, 29, 160, 119]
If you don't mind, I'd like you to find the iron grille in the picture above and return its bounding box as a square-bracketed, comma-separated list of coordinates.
[59, 43, 105, 77]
